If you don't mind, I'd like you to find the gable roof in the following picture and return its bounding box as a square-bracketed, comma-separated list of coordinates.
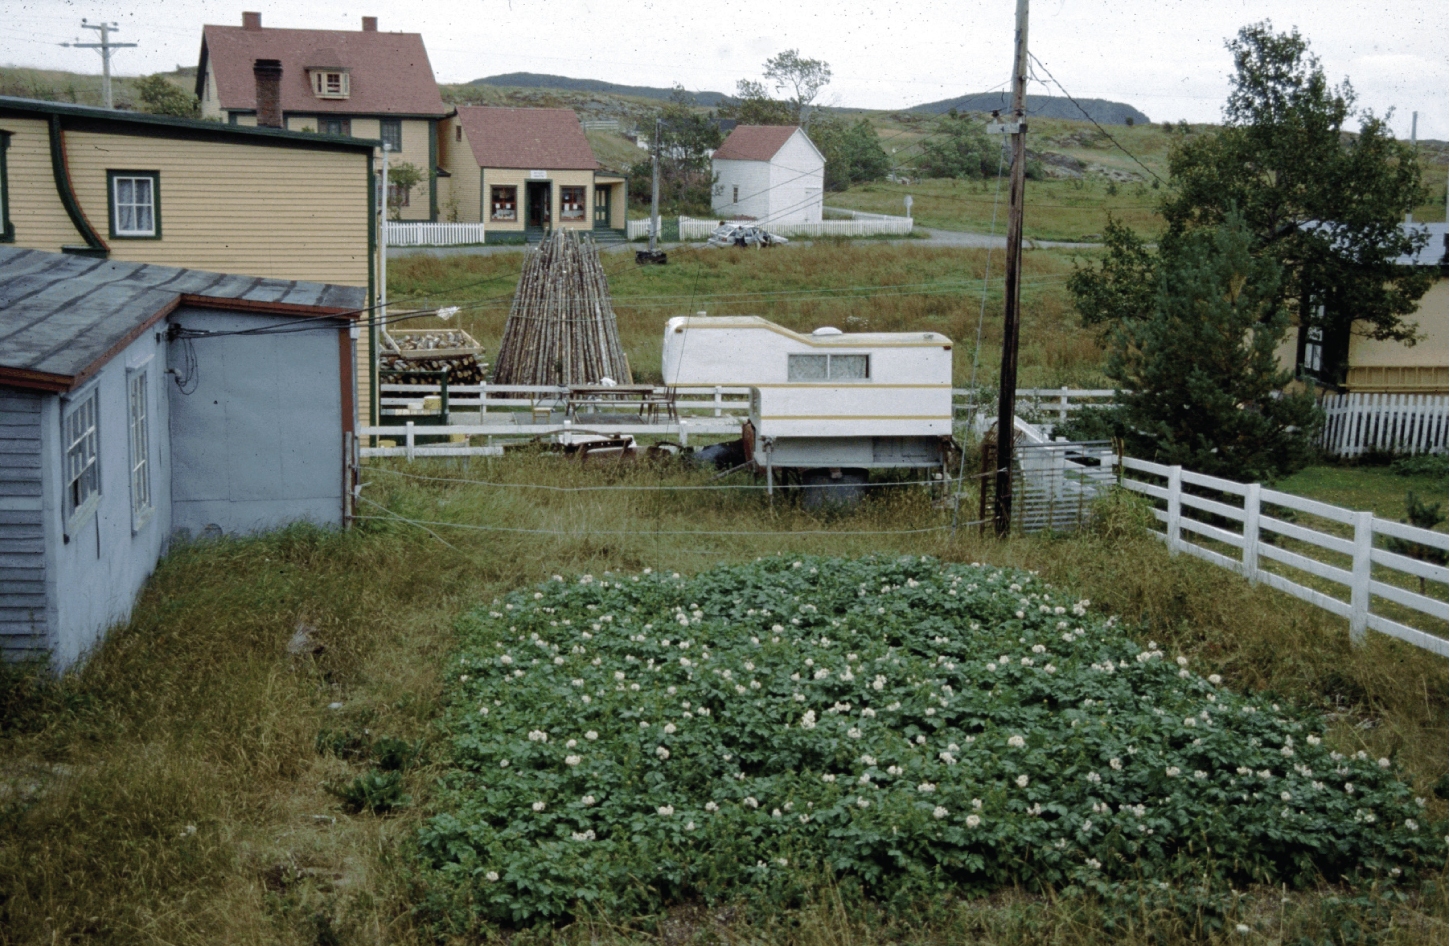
[455, 107, 599, 170]
[0, 247, 364, 392]
[713, 125, 801, 161]
[199, 23, 446, 117]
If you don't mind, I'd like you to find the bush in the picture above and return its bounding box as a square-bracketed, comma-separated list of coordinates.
[327, 769, 409, 813]
[417, 557, 1442, 925]
[1391, 454, 1449, 479]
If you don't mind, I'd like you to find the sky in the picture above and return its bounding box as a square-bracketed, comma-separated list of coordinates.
[4, 0, 1446, 138]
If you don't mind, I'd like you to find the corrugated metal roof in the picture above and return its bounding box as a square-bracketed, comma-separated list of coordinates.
[0, 247, 364, 388]
[202, 23, 447, 117]
[713, 125, 800, 161]
[455, 107, 600, 170]
[1398, 222, 1448, 267]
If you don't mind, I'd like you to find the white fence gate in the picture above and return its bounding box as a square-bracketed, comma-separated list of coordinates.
[385, 222, 488, 247]
[1119, 456, 1448, 656]
[1320, 392, 1447, 458]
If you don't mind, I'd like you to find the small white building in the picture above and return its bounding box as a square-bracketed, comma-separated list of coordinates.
[711, 126, 825, 225]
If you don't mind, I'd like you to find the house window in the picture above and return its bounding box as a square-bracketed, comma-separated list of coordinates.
[560, 185, 586, 221]
[1303, 326, 1323, 375]
[311, 70, 350, 99]
[455, 125, 462, 142]
[108, 171, 160, 239]
[319, 117, 351, 137]
[63, 388, 100, 530]
[127, 369, 152, 530]
[490, 185, 517, 222]
[380, 119, 402, 153]
[733, 184, 739, 204]
[788, 353, 870, 381]
[0, 130, 12, 242]
[388, 182, 411, 208]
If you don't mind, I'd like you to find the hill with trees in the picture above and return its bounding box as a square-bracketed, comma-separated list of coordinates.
[911, 91, 1149, 125]
[467, 72, 733, 106]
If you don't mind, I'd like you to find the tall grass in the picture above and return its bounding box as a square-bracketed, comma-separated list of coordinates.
[0, 455, 1443, 944]
[390, 242, 1109, 389]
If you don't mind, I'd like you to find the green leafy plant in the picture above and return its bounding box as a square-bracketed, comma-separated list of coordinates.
[1390, 454, 1449, 479]
[328, 769, 410, 814]
[371, 736, 423, 771]
[417, 556, 1443, 925]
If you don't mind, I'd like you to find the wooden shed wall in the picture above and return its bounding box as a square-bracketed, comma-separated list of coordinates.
[0, 390, 49, 660]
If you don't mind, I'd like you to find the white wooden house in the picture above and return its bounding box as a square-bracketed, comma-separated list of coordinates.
[711, 126, 825, 225]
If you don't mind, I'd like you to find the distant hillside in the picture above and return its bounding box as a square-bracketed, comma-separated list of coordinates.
[468, 73, 733, 107]
[912, 92, 1148, 126]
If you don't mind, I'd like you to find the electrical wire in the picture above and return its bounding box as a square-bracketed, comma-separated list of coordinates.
[1027, 53, 1165, 187]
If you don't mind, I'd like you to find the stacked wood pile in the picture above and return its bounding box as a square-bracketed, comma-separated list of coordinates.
[492, 230, 633, 385]
[380, 329, 486, 385]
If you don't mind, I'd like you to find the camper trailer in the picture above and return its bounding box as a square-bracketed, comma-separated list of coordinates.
[662, 316, 955, 493]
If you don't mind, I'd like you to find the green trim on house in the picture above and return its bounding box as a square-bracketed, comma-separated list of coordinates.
[47, 115, 107, 255]
[428, 118, 438, 222]
[368, 153, 379, 430]
[105, 170, 162, 241]
[0, 131, 13, 243]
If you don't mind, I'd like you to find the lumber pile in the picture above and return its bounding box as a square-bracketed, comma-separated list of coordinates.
[492, 230, 633, 386]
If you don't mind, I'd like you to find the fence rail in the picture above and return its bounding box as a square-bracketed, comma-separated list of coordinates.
[677, 215, 915, 240]
[385, 221, 487, 246]
[1119, 456, 1448, 656]
[1320, 392, 1447, 458]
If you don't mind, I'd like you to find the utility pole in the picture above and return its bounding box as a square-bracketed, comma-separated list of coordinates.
[1406, 111, 1418, 224]
[637, 117, 667, 264]
[993, 0, 1030, 538]
[62, 20, 137, 109]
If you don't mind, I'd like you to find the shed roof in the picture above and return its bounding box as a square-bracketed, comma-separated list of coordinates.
[1398, 222, 1448, 267]
[199, 22, 446, 117]
[455, 107, 599, 170]
[0, 247, 364, 392]
[713, 125, 800, 161]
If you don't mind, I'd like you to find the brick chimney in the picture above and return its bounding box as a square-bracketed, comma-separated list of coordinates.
[242, 11, 261, 30]
[253, 59, 283, 128]
[362, 16, 377, 31]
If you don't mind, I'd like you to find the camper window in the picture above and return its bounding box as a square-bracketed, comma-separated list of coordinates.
[788, 353, 869, 381]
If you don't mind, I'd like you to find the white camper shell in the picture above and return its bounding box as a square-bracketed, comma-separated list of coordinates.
[662, 315, 954, 471]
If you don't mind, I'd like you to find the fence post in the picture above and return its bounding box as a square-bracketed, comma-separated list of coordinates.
[1165, 466, 1183, 555]
[714, 385, 723, 417]
[405, 421, 415, 462]
[1241, 482, 1261, 584]
[1349, 510, 1373, 645]
[1059, 387, 1069, 427]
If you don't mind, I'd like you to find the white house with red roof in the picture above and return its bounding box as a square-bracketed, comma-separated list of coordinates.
[711, 125, 824, 225]
[196, 11, 448, 220]
[441, 106, 627, 241]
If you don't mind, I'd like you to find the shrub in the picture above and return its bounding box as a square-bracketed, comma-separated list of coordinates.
[417, 556, 1442, 925]
[328, 769, 410, 814]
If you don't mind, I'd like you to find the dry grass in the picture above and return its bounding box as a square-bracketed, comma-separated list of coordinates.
[0, 456, 1443, 945]
[389, 242, 1110, 389]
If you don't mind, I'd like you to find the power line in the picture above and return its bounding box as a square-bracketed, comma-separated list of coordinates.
[1027, 53, 1165, 187]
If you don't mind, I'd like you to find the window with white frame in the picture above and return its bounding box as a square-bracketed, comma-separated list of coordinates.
[787, 353, 870, 381]
[127, 369, 152, 529]
[63, 388, 100, 528]
[109, 172, 158, 238]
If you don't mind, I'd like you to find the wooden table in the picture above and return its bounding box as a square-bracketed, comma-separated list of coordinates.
[565, 385, 677, 422]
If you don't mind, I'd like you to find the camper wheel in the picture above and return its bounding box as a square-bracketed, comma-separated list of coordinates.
[799, 468, 868, 510]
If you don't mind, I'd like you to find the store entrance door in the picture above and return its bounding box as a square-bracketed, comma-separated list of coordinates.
[526, 182, 551, 229]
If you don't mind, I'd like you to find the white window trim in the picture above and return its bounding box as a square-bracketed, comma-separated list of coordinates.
[127, 367, 153, 533]
[62, 385, 101, 537]
[111, 174, 157, 237]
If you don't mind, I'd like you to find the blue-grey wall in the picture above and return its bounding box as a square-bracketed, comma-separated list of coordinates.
[0, 388, 51, 660]
[167, 307, 345, 537]
[49, 330, 172, 669]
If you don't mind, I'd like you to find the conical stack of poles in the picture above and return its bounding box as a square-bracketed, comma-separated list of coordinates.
[491, 229, 633, 386]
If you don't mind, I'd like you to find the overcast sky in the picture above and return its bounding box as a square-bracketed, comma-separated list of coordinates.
[4, 0, 1446, 138]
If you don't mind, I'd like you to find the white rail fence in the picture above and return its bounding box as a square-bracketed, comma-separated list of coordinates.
[1320, 392, 1447, 458]
[677, 215, 915, 240]
[1119, 456, 1448, 656]
[385, 221, 488, 246]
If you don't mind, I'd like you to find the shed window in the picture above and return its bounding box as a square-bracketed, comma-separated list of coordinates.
[560, 185, 586, 221]
[788, 353, 870, 381]
[128, 369, 152, 530]
[63, 388, 100, 530]
[490, 185, 517, 222]
[109, 171, 159, 238]
[380, 119, 402, 153]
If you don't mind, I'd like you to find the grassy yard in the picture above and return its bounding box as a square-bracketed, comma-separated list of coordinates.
[1276, 461, 1450, 526]
[389, 242, 1110, 389]
[0, 456, 1443, 944]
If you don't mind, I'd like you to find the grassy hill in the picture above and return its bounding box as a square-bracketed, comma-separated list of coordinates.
[468, 72, 732, 106]
[911, 91, 1149, 125]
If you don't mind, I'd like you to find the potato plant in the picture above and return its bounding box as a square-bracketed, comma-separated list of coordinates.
[418, 556, 1443, 924]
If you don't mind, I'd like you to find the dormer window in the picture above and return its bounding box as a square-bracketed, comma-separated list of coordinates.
[309, 68, 350, 99]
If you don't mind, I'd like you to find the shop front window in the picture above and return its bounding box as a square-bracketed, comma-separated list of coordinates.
[560, 185, 587, 221]
[491, 185, 517, 222]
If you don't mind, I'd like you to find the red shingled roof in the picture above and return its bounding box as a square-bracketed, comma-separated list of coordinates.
[713, 125, 800, 161]
[199, 23, 446, 117]
[456, 107, 599, 170]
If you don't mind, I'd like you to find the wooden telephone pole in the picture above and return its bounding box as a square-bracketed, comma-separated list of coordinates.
[993, 0, 1031, 537]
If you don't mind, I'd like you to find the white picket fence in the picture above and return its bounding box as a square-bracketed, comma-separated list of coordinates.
[1320, 392, 1447, 458]
[626, 217, 663, 241]
[1119, 456, 1448, 656]
[385, 221, 488, 246]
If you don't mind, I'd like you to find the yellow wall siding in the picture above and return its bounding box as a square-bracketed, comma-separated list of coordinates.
[286, 115, 317, 132]
[442, 119, 482, 223]
[230, 113, 258, 127]
[481, 168, 596, 231]
[1346, 279, 1449, 392]
[199, 65, 222, 120]
[0, 116, 85, 249]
